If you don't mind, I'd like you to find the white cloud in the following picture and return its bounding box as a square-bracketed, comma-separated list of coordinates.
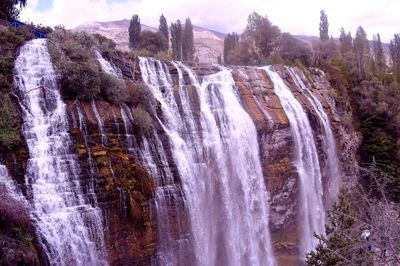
[20, 0, 400, 42]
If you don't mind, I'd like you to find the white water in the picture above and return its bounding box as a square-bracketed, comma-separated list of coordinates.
[262, 66, 325, 258]
[95, 50, 122, 78]
[140, 58, 275, 266]
[287, 67, 340, 203]
[13, 39, 107, 266]
[0, 164, 27, 204]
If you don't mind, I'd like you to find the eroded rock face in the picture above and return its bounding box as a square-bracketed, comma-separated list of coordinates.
[2, 51, 359, 265]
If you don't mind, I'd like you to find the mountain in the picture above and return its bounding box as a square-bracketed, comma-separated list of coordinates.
[74, 19, 225, 63]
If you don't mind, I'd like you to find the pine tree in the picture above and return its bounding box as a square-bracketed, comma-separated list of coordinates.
[319, 10, 329, 41]
[129, 14, 141, 49]
[182, 18, 194, 62]
[159, 14, 169, 50]
[171, 20, 183, 60]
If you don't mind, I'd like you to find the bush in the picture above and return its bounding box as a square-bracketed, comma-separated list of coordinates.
[125, 81, 155, 110]
[132, 105, 153, 135]
[58, 61, 101, 100]
[138, 30, 168, 54]
[99, 73, 128, 103]
[0, 96, 20, 146]
[274, 33, 313, 67]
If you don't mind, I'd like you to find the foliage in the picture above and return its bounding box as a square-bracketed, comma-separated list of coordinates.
[307, 166, 400, 265]
[129, 14, 141, 49]
[132, 105, 153, 135]
[182, 18, 194, 62]
[225, 41, 258, 65]
[0, 27, 32, 148]
[171, 20, 183, 60]
[319, 10, 329, 41]
[223, 32, 239, 64]
[306, 190, 372, 265]
[159, 14, 169, 50]
[99, 72, 127, 103]
[139, 30, 168, 54]
[243, 12, 280, 60]
[125, 81, 155, 111]
[274, 33, 313, 67]
[48, 29, 126, 103]
[0, 0, 27, 19]
[389, 34, 400, 83]
[0, 96, 20, 146]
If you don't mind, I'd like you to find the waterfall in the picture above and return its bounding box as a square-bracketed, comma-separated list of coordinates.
[13, 39, 107, 266]
[262, 66, 325, 258]
[0, 164, 27, 204]
[95, 50, 122, 78]
[140, 57, 275, 266]
[287, 67, 340, 203]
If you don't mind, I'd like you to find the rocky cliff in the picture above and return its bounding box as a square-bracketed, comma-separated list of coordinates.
[1, 48, 359, 265]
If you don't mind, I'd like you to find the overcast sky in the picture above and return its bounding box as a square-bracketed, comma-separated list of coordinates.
[20, 0, 399, 42]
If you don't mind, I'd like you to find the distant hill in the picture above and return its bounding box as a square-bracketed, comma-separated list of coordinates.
[74, 19, 225, 64]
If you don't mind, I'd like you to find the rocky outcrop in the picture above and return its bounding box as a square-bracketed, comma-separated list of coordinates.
[2, 48, 359, 265]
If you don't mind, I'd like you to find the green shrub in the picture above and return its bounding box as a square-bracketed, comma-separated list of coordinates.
[132, 105, 153, 134]
[138, 30, 168, 54]
[58, 60, 101, 100]
[99, 73, 128, 103]
[125, 81, 155, 110]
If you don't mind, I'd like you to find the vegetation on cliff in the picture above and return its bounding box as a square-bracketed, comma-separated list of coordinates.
[0, 27, 32, 148]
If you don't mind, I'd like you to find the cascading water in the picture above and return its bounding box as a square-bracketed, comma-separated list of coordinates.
[0, 164, 27, 204]
[95, 52, 189, 264]
[262, 66, 325, 259]
[140, 57, 276, 266]
[287, 67, 340, 203]
[13, 39, 107, 266]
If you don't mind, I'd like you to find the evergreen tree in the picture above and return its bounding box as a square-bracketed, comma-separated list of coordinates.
[319, 10, 329, 41]
[159, 14, 169, 50]
[354, 26, 370, 80]
[372, 33, 385, 76]
[223, 32, 239, 64]
[182, 18, 194, 62]
[171, 20, 183, 60]
[129, 14, 141, 49]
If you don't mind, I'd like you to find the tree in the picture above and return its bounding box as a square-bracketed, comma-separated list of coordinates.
[307, 166, 400, 265]
[138, 30, 168, 54]
[159, 14, 169, 50]
[372, 34, 385, 76]
[0, 0, 27, 19]
[223, 32, 239, 64]
[243, 12, 280, 60]
[129, 14, 141, 49]
[354, 26, 371, 80]
[170, 20, 183, 60]
[390, 34, 400, 83]
[319, 10, 329, 41]
[275, 33, 313, 66]
[339, 28, 353, 55]
[182, 18, 194, 62]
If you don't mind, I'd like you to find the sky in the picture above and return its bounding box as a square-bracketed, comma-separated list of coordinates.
[20, 0, 400, 42]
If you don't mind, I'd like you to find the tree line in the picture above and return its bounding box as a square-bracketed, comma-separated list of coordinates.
[128, 14, 195, 61]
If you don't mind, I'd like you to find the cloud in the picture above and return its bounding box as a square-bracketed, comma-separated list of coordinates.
[20, 0, 399, 42]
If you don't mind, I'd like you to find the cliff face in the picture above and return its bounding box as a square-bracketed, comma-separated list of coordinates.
[2, 50, 359, 265]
